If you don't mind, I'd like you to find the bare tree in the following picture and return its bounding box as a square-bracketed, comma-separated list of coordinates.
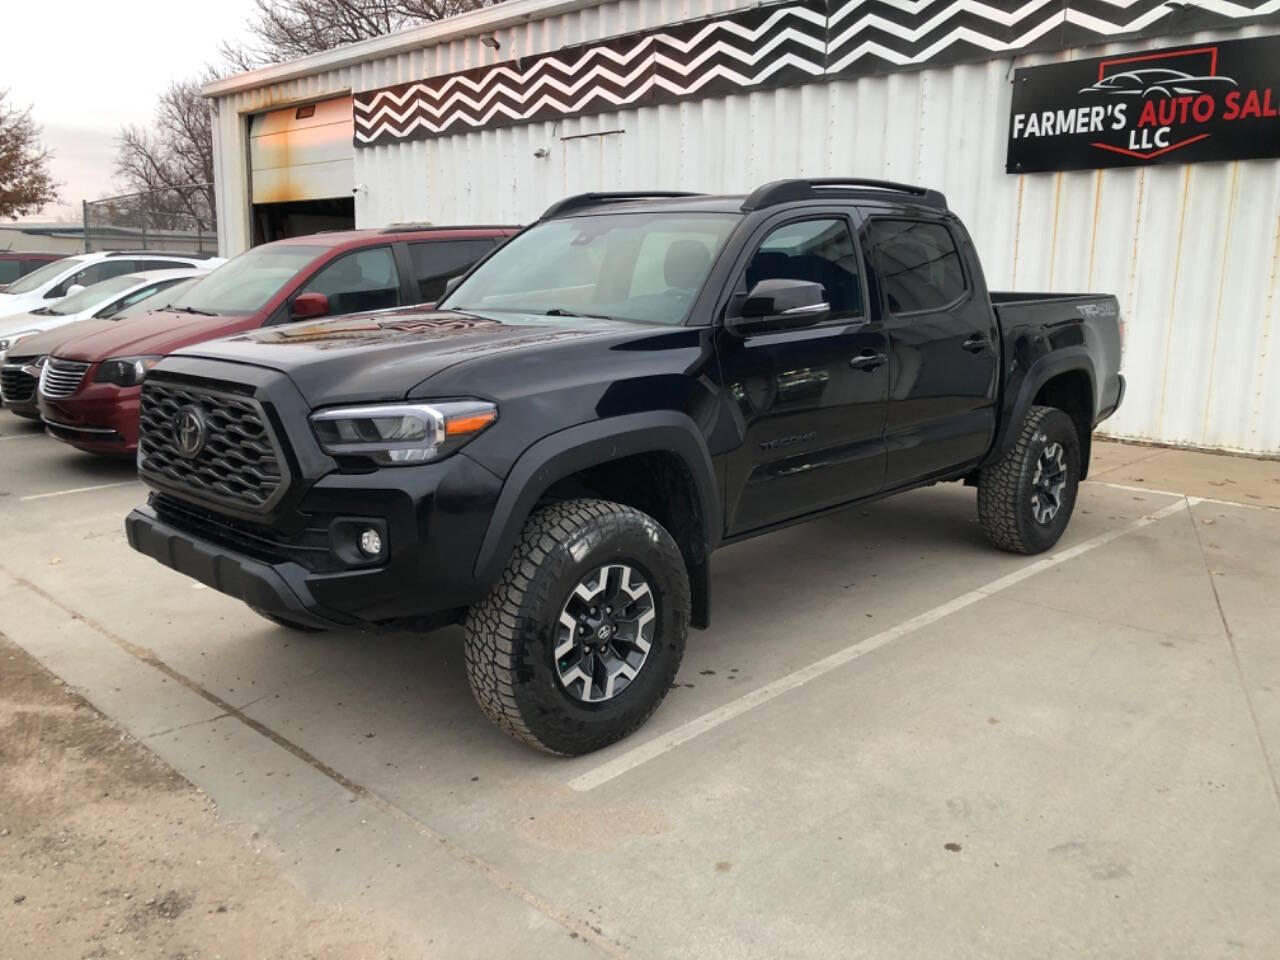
[0, 91, 60, 220]
[222, 0, 504, 70]
[114, 76, 217, 234]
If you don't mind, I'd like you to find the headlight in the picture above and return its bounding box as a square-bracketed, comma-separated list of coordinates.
[310, 400, 497, 465]
[0, 330, 37, 360]
[95, 356, 162, 387]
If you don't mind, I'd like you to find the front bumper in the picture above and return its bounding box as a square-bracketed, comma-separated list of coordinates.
[127, 506, 346, 629]
[125, 360, 507, 627]
[39, 382, 141, 455]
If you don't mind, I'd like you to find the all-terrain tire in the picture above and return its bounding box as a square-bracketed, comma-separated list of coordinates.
[248, 605, 326, 633]
[977, 405, 1081, 555]
[463, 499, 690, 756]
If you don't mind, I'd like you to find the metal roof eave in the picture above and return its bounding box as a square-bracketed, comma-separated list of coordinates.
[200, 0, 609, 100]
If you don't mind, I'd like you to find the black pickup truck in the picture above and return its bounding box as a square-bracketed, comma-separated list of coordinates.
[125, 179, 1124, 755]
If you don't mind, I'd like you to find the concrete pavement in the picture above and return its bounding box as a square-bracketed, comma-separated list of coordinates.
[1, 413, 1277, 958]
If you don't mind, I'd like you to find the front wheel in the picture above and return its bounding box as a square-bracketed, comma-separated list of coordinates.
[977, 405, 1081, 554]
[463, 499, 690, 755]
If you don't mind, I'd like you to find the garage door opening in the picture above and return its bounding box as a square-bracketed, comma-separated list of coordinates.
[249, 97, 356, 245]
[252, 197, 355, 245]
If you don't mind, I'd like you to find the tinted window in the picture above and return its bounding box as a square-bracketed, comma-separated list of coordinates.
[3, 256, 85, 295]
[137, 259, 192, 272]
[866, 220, 966, 313]
[301, 246, 402, 316]
[743, 218, 863, 318]
[0, 262, 19, 284]
[408, 240, 493, 302]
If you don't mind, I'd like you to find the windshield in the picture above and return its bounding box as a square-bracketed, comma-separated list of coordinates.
[167, 244, 325, 315]
[104, 277, 199, 320]
[44, 274, 142, 315]
[442, 213, 739, 325]
[4, 257, 85, 295]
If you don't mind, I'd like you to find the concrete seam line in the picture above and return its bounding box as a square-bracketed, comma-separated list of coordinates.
[567, 498, 1192, 793]
[1184, 500, 1280, 815]
[0, 566, 627, 959]
[19, 481, 137, 501]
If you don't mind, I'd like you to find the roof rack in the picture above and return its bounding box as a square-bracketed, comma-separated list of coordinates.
[377, 223, 518, 234]
[103, 249, 217, 259]
[741, 179, 948, 212]
[541, 191, 706, 219]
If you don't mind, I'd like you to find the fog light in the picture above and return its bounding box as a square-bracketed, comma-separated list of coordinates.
[358, 528, 383, 557]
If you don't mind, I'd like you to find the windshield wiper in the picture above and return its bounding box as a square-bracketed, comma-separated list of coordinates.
[544, 308, 614, 320]
[169, 305, 216, 317]
[29, 306, 60, 316]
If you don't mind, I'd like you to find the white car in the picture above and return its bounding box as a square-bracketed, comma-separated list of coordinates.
[0, 269, 202, 362]
[0, 249, 221, 320]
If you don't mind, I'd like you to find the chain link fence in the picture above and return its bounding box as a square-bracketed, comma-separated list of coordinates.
[82, 183, 217, 255]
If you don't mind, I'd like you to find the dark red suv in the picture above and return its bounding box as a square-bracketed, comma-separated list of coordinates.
[32, 226, 516, 455]
[0, 252, 66, 291]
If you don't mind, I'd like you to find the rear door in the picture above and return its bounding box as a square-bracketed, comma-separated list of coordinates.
[715, 211, 889, 535]
[861, 215, 998, 487]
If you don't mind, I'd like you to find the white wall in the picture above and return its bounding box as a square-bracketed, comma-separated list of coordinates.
[210, 16, 1280, 455]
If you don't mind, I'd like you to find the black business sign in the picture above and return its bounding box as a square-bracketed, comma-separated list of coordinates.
[1006, 36, 1280, 174]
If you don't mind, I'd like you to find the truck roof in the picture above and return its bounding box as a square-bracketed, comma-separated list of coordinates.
[542, 179, 949, 220]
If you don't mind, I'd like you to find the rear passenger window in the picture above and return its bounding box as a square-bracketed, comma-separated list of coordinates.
[137, 259, 188, 272]
[866, 220, 966, 314]
[408, 240, 494, 302]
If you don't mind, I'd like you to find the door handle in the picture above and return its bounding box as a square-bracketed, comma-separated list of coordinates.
[849, 350, 886, 370]
[963, 334, 991, 353]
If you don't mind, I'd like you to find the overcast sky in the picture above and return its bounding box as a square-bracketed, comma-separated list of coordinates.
[6, 0, 259, 221]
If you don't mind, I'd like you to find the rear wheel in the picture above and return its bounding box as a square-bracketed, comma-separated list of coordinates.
[977, 405, 1081, 554]
[463, 499, 689, 756]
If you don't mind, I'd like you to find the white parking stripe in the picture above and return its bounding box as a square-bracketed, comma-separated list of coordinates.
[568, 497, 1192, 792]
[20, 481, 136, 502]
[1085, 479, 1275, 511]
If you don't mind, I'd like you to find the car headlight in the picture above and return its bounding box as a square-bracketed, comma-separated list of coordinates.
[95, 356, 162, 387]
[0, 330, 37, 360]
[310, 400, 497, 465]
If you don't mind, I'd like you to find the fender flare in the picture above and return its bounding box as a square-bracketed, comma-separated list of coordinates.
[472, 412, 721, 612]
[986, 348, 1097, 469]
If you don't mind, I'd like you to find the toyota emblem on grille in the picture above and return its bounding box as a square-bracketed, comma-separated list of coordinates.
[174, 405, 208, 458]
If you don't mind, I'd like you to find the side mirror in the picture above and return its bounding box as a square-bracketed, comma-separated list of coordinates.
[727, 279, 829, 334]
[442, 274, 464, 298]
[290, 292, 330, 320]
[65, 284, 87, 297]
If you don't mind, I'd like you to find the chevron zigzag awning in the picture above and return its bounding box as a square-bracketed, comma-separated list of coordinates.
[352, 0, 1279, 147]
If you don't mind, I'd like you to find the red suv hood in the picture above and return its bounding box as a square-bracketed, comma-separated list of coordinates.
[53, 311, 257, 363]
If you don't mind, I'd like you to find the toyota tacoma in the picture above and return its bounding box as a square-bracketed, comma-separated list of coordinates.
[124, 179, 1125, 755]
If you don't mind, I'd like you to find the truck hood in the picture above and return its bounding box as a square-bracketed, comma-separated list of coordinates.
[170, 308, 638, 405]
[52, 310, 256, 363]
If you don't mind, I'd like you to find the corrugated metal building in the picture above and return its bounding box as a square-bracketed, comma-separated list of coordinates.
[203, 0, 1280, 456]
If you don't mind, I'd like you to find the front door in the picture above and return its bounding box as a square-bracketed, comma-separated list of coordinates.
[716, 214, 889, 536]
[862, 216, 999, 487]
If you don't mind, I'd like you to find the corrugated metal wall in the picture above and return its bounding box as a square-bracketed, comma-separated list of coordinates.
[209, 12, 1280, 455]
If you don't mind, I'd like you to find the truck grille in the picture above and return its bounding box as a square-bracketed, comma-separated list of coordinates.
[1, 364, 36, 404]
[138, 381, 289, 512]
[39, 358, 91, 399]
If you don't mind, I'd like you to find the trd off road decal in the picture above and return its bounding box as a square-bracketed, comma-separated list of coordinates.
[1006, 37, 1280, 174]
